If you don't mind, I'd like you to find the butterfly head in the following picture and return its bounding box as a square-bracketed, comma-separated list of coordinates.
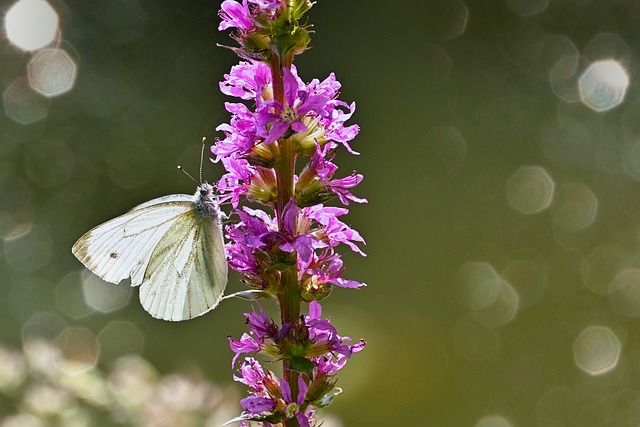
[193, 183, 220, 219]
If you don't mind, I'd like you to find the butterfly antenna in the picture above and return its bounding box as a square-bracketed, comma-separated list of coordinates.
[199, 137, 206, 183]
[177, 165, 198, 184]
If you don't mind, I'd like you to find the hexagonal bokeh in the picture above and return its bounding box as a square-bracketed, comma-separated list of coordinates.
[81, 269, 131, 313]
[54, 327, 100, 374]
[4, 0, 59, 51]
[584, 33, 630, 63]
[454, 261, 520, 327]
[609, 269, 640, 317]
[28, 48, 78, 97]
[552, 183, 598, 231]
[4, 225, 52, 273]
[437, 0, 468, 40]
[581, 245, 627, 295]
[506, 166, 555, 215]
[98, 321, 144, 362]
[55, 271, 92, 319]
[573, 325, 620, 376]
[3, 78, 49, 124]
[579, 60, 629, 112]
[21, 312, 67, 342]
[455, 261, 502, 310]
[472, 279, 519, 328]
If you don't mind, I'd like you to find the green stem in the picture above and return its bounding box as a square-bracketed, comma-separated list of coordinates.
[270, 56, 301, 427]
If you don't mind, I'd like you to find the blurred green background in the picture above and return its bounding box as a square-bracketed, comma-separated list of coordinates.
[3, 0, 640, 425]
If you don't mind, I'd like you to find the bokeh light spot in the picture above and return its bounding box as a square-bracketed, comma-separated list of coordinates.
[473, 279, 519, 327]
[455, 262, 501, 310]
[581, 245, 627, 295]
[21, 312, 67, 351]
[0, 177, 33, 239]
[4, 225, 52, 272]
[552, 183, 598, 231]
[4, 0, 58, 51]
[506, 166, 555, 214]
[579, 60, 629, 112]
[584, 33, 630, 63]
[28, 48, 78, 97]
[550, 54, 580, 102]
[98, 321, 144, 363]
[81, 269, 131, 313]
[609, 269, 640, 317]
[573, 325, 620, 376]
[55, 271, 92, 319]
[54, 327, 100, 374]
[436, 0, 468, 40]
[25, 138, 75, 187]
[3, 78, 49, 124]
[474, 415, 513, 427]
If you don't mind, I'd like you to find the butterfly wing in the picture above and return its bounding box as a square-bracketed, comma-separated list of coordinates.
[138, 210, 228, 321]
[71, 196, 193, 286]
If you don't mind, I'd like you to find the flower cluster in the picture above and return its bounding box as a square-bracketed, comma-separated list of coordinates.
[228, 304, 365, 426]
[214, 1, 366, 425]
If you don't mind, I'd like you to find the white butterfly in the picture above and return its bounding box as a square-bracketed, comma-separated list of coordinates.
[72, 183, 228, 321]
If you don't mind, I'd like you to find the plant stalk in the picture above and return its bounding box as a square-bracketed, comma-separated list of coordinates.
[271, 56, 301, 427]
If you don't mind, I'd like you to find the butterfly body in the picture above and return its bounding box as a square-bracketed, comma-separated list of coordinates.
[72, 183, 228, 321]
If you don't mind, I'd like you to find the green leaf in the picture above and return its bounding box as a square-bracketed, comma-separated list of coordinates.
[289, 355, 315, 378]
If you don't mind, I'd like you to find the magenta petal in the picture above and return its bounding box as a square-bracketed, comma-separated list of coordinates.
[297, 376, 308, 404]
[308, 301, 322, 319]
[265, 120, 289, 144]
[283, 67, 299, 107]
[279, 378, 292, 402]
[241, 396, 276, 413]
[296, 413, 311, 427]
[291, 120, 308, 133]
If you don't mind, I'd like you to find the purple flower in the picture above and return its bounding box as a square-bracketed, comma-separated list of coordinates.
[280, 376, 311, 427]
[229, 333, 261, 365]
[217, 4, 366, 424]
[219, 0, 254, 31]
[301, 250, 367, 289]
[305, 301, 366, 359]
[212, 102, 258, 161]
[220, 60, 272, 102]
[304, 205, 366, 255]
[234, 357, 272, 391]
[296, 142, 366, 205]
[257, 68, 330, 144]
[240, 395, 276, 414]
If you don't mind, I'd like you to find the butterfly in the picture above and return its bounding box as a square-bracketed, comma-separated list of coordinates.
[72, 183, 228, 321]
